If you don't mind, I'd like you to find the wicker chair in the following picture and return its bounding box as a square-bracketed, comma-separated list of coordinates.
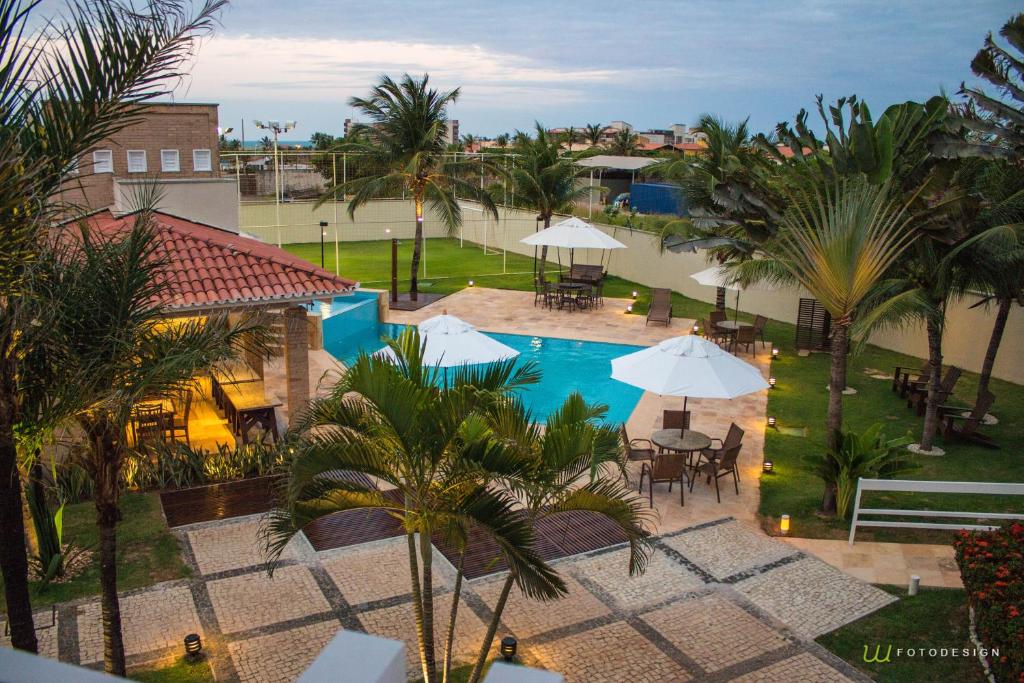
[733, 325, 757, 355]
[620, 425, 655, 483]
[638, 451, 689, 508]
[752, 314, 769, 348]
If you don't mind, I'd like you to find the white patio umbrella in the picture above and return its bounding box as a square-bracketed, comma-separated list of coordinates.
[690, 264, 771, 322]
[520, 216, 626, 270]
[610, 335, 768, 429]
[376, 312, 518, 368]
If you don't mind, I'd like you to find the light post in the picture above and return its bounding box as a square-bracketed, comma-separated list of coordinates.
[253, 119, 296, 247]
[319, 221, 328, 269]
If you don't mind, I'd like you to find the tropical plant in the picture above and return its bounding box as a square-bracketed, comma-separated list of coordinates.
[494, 133, 510, 149]
[607, 127, 641, 156]
[40, 213, 266, 675]
[0, 0, 225, 654]
[507, 123, 593, 282]
[322, 74, 499, 301]
[259, 135, 273, 151]
[802, 423, 916, 520]
[262, 328, 563, 683]
[561, 126, 579, 152]
[466, 393, 652, 683]
[584, 122, 604, 147]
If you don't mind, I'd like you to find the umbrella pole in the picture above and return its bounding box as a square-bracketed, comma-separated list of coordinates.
[682, 396, 687, 438]
[735, 290, 740, 323]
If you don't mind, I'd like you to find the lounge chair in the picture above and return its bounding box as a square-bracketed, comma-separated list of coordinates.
[646, 288, 673, 326]
[892, 364, 930, 397]
[638, 451, 689, 508]
[941, 391, 998, 449]
[908, 366, 961, 416]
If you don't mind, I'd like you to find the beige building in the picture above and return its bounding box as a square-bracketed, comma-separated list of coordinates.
[55, 102, 239, 231]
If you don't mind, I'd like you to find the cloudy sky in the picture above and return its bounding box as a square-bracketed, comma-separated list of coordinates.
[163, 0, 1017, 139]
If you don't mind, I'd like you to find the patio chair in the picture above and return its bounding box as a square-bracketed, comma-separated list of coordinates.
[132, 404, 167, 450]
[167, 389, 193, 446]
[534, 278, 555, 309]
[709, 309, 727, 325]
[689, 441, 742, 503]
[752, 315, 769, 348]
[659, 410, 691, 452]
[620, 425, 655, 483]
[892, 364, 930, 397]
[638, 451, 689, 508]
[646, 288, 673, 326]
[702, 317, 727, 346]
[692, 422, 744, 478]
[908, 366, 961, 416]
[733, 325, 757, 356]
[941, 390, 998, 449]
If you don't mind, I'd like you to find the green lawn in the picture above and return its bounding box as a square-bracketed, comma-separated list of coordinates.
[286, 237, 1024, 543]
[0, 492, 189, 610]
[132, 657, 214, 682]
[817, 586, 985, 682]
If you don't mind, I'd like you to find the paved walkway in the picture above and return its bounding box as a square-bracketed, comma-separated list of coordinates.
[783, 538, 962, 588]
[4, 515, 889, 682]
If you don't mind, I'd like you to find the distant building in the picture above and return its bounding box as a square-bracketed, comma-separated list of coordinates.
[55, 102, 238, 231]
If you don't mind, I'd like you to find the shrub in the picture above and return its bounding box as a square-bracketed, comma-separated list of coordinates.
[954, 522, 1024, 682]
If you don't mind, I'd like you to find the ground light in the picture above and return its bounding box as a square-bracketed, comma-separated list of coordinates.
[771, 347, 779, 359]
[631, 290, 638, 298]
[184, 633, 202, 659]
[626, 303, 633, 313]
[692, 323, 700, 334]
[762, 460, 774, 474]
[468, 279, 475, 287]
[767, 416, 777, 428]
[768, 376, 777, 388]
[780, 514, 790, 534]
[500, 636, 517, 663]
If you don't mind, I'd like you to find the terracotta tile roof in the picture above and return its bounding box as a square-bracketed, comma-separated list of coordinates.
[81, 210, 358, 311]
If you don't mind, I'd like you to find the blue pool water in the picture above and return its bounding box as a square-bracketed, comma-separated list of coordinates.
[319, 292, 646, 424]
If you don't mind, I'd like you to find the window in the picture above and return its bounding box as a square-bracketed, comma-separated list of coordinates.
[192, 149, 212, 172]
[92, 149, 113, 173]
[160, 149, 180, 172]
[127, 150, 147, 173]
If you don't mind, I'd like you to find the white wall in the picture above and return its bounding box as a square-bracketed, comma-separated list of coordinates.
[115, 177, 239, 231]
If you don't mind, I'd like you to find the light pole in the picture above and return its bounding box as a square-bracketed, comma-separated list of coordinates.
[319, 220, 327, 269]
[253, 119, 296, 247]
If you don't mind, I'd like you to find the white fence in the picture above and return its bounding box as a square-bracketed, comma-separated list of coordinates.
[848, 478, 1024, 545]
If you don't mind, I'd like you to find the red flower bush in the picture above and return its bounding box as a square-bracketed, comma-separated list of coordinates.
[955, 523, 1024, 682]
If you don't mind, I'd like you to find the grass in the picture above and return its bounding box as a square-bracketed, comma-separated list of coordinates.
[0, 492, 189, 610]
[131, 656, 215, 682]
[285, 237, 1024, 543]
[817, 586, 986, 682]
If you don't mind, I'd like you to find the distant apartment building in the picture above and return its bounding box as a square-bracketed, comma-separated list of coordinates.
[55, 102, 238, 230]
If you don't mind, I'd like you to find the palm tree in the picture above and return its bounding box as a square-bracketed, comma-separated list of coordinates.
[262, 328, 563, 683]
[322, 74, 499, 301]
[461, 133, 478, 151]
[466, 393, 651, 683]
[0, 0, 225, 653]
[738, 178, 917, 512]
[561, 126, 579, 152]
[584, 122, 604, 147]
[507, 123, 593, 283]
[608, 128, 640, 156]
[495, 133, 510, 149]
[42, 213, 265, 675]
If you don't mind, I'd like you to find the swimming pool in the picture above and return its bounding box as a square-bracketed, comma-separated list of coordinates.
[319, 292, 646, 424]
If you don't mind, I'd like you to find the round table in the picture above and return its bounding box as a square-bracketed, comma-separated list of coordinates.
[715, 320, 750, 331]
[650, 429, 711, 456]
[555, 282, 589, 311]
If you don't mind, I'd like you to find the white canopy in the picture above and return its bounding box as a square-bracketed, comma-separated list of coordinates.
[610, 335, 768, 398]
[690, 265, 742, 291]
[377, 314, 518, 368]
[520, 216, 627, 250]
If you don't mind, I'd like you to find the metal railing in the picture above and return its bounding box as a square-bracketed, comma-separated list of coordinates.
[848, 478, 1024, 545]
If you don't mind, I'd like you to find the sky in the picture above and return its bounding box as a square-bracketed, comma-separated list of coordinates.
[99, 1, 1024, 139]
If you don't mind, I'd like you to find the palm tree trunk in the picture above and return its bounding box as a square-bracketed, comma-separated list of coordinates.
[920, 314, 944, 452]
[441, 552, 466, 682]
[0, 406, 37, 653]
[536, 215, 552, 283]
[468, 574, 514, 683]
[410, 195, 425, 301]
[418, 530, 437, 682]
[92, 420, 126, 676]
[822, 323, 849, 516]
[406, 532, 432, 683]
[973, 297, 1010, 419]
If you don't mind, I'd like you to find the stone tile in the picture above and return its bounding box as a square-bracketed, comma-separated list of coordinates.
[640, 593, 788, 672]
[526, 621, 691, 683]
[661, 519, 797, 580]
[470, 575, 610, 638]
[569, 547, 704, 611]
[207, 565, 330, 634]
[77, 584, 200, 664]
[0, 609, 60, 660]
[187, 517, 300, 575]
[730, 652, 857, 682]
[229, 619, 340, 683]
[356, 594, 487, 674]
[734, 557, 898, 638]
[320, 537, 454, 606]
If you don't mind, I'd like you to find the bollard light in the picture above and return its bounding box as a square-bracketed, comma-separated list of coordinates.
[767, 416, 777, 428]
[500, 636, 517, 663]
[631, 290, 638, 299]
[692, 323, 700, 334]
[626, 304, 633, 313]
[768, 376, 777, 388]
[771, 347, 779, 359]
[762, 460, 774, 474]
[909, 575, 920, 596]
[468, 279, 475, 287]
[184, 633, 202, 659]
[780, 514, 790, 534]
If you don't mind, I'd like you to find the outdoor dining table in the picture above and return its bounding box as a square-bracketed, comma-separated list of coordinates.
[650, 429, 712, 465]
[714, 320, 752, 353]
[555, 282, 590, 312]
[210, 360, 261, 409]
[220, 381, 282, 445]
